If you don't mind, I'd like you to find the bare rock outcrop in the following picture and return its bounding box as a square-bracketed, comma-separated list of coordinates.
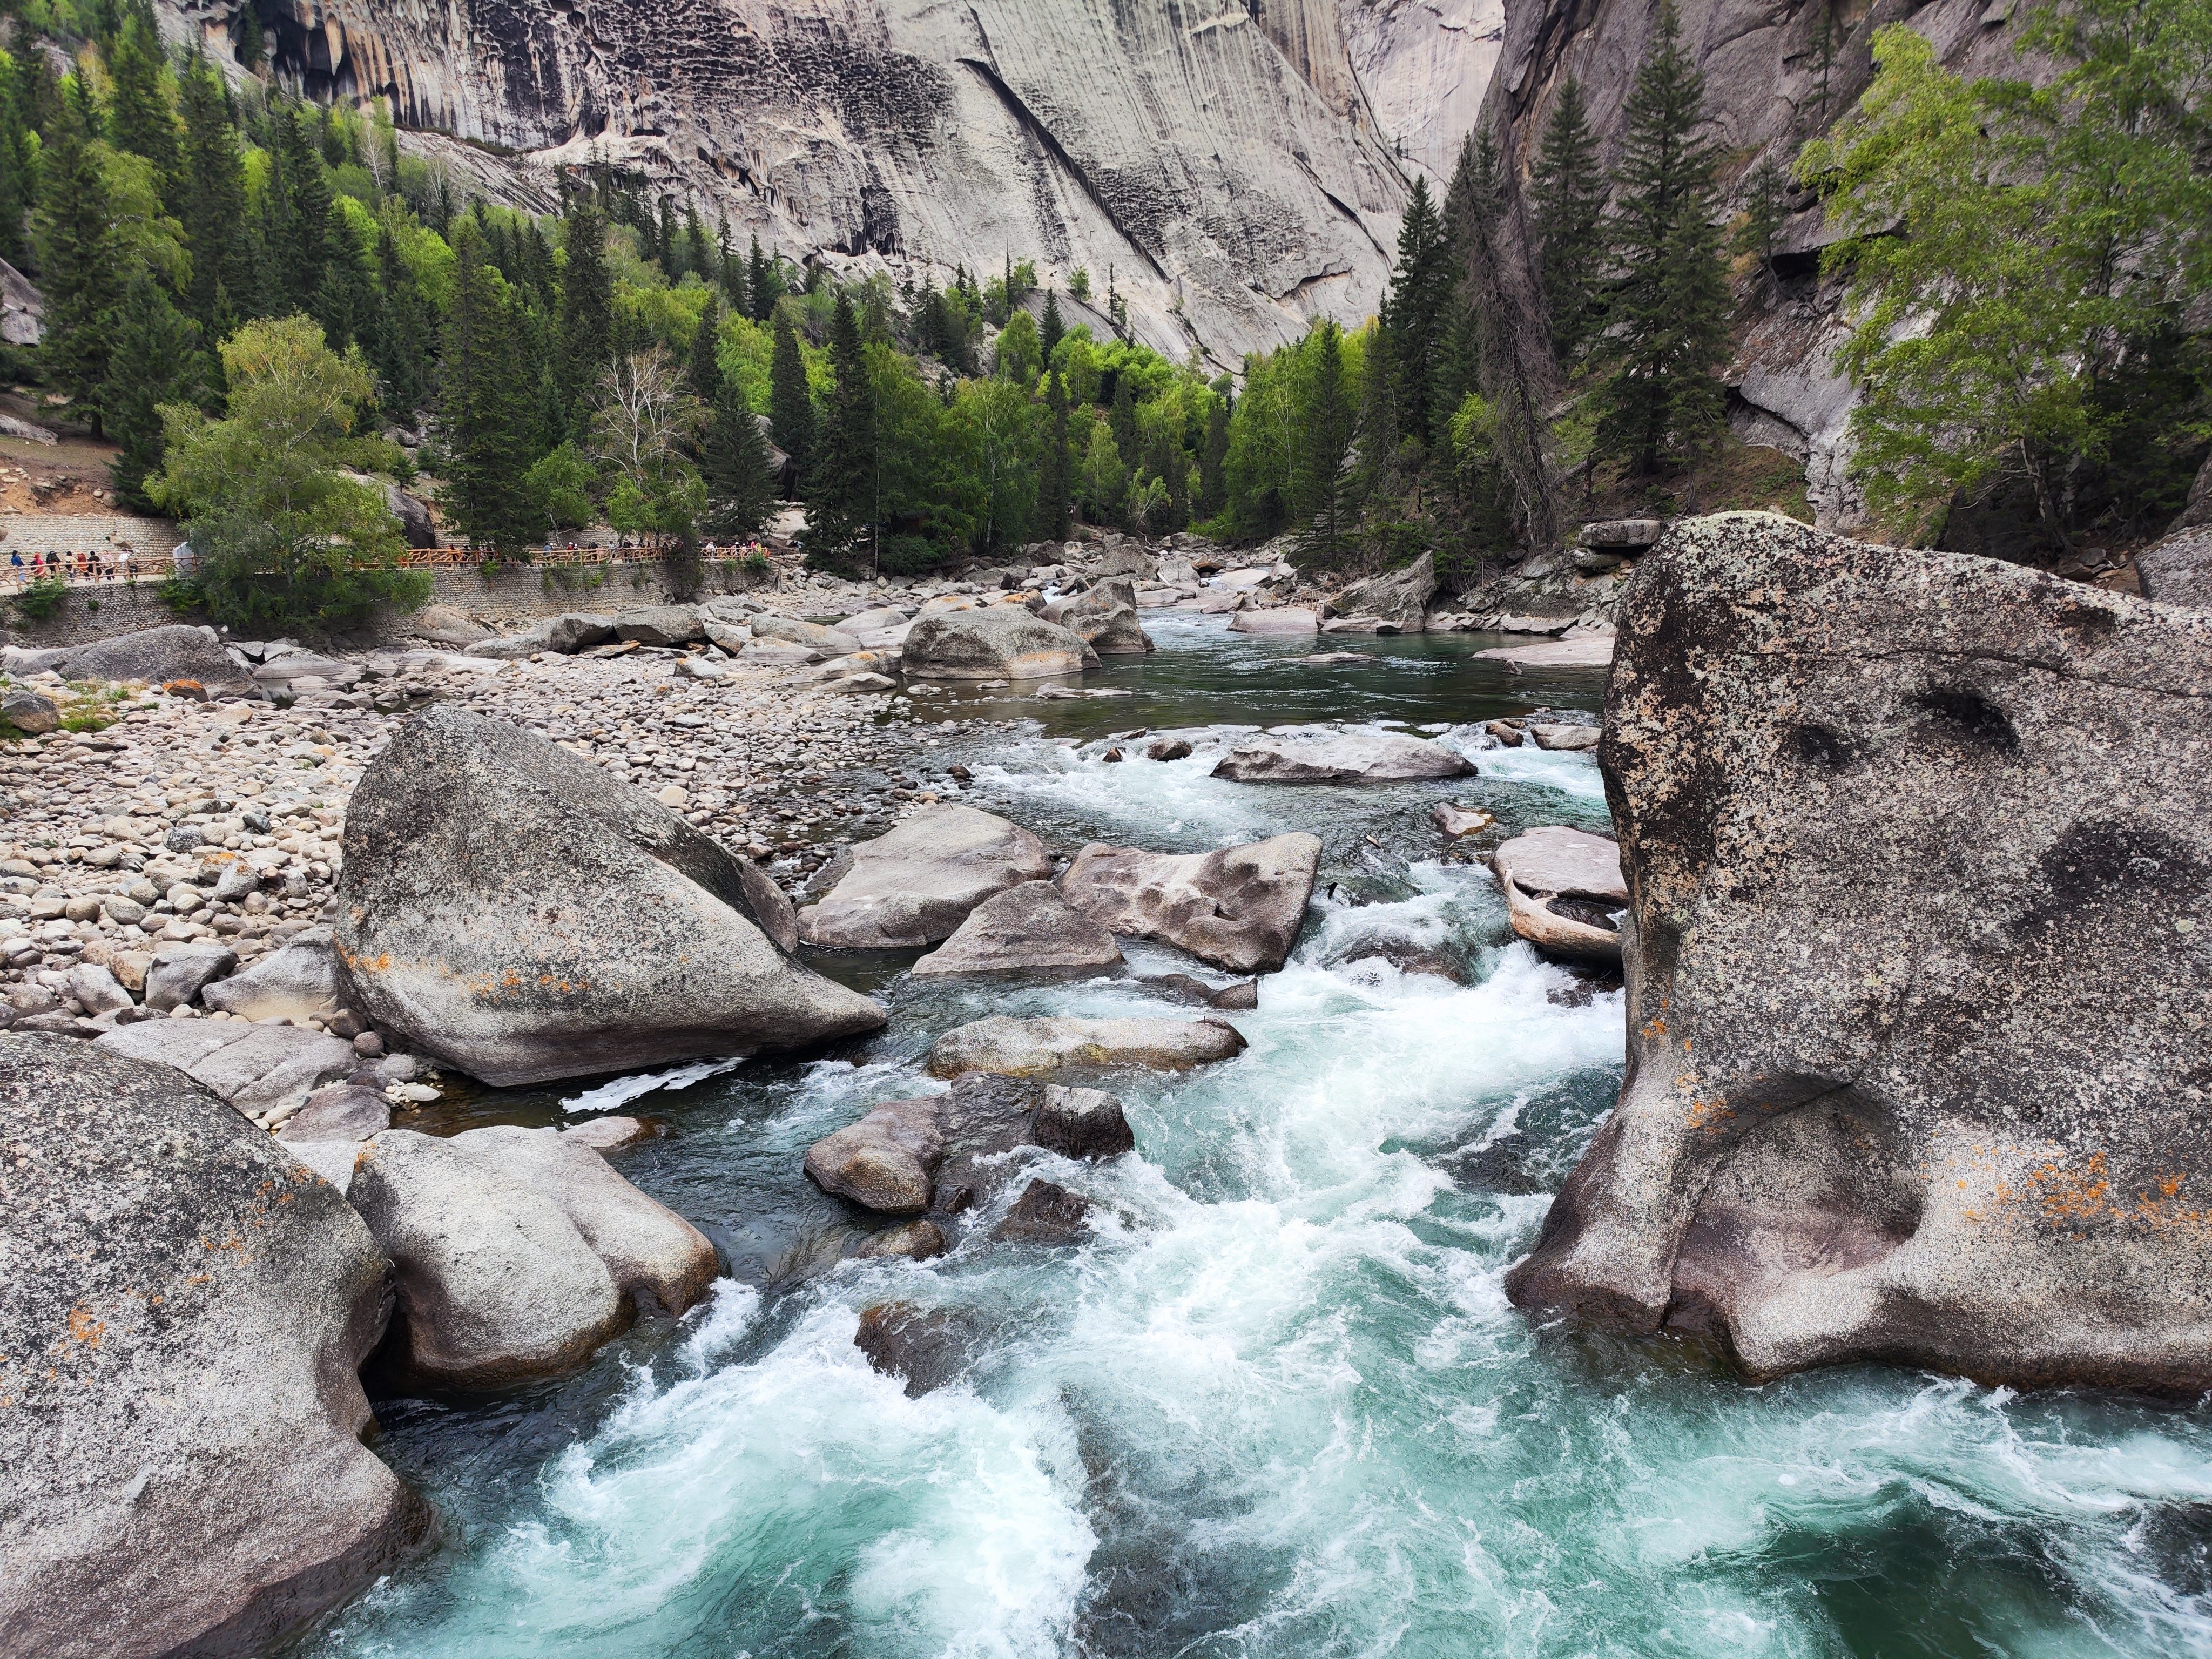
[0, 1034, 431, 1659]
[1506, 514, 2212, 1390]
[333, 707, 884, 1087]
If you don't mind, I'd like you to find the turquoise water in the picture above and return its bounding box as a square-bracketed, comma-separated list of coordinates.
[301, 618, 2212, 1659]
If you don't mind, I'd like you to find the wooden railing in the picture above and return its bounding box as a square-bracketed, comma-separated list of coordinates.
[4, 541, 772, 591]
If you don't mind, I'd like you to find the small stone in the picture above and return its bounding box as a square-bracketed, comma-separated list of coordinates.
[1432, 804, 1496, 838]
[165, 826, 205, 853]
[655, 785, 688, 808]
[352, 1030, 385, 1057]
[388, 1081, 439, 1103]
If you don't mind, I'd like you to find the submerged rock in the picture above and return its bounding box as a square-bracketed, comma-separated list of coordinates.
[928, 1015, 1246, 1077]
[1211, 729, 1473, 784]
[1060, 833, 1321, 973]
[0, 1035, 431, 1658]
[853, 1301, 974, 1397]
[910, 880, 1124, 977]
[1506, 513, 2212, 1391]
[333, 707, 884, 1087]
[992, 1178, 1094, 1245]
[798, 803, 1052, 949]
[902, 608, 1095, 680]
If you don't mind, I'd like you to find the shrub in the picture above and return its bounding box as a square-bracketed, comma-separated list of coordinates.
[13, 576, 68, 621]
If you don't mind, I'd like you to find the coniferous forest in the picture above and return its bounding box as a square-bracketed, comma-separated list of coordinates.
[0, 0, 2205, 629]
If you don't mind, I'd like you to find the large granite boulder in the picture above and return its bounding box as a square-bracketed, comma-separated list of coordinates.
[1506, 513, 2212, 1390]
[751, 613, 862, 653]
[332, 708, 884, 1088]
[613, 606, 705, 646]
[910, 880, 1124, 977]
[413, 603, 493, 645]
[798, 804, 1052, 949]
[902, 607, 1096, 679]
[1049, 579, 1154, 655]
[0, 1034, 430, 1658]
[928, 1015, 1246, 1077]
[2138, 523, 2212, 611]
[802, 1094, 946, 1213]
[1211, 730, 1474, 784]
[1492, 827, 1628, 963]
[1060, 833, 1321, 973]
[0, 624, 257, 697]
[1323, 550, 1435, 632]
[95, 1019, 359, 1117]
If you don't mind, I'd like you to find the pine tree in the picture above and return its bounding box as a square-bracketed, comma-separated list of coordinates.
[1292, 322, 1358, 564]
[1734, 155, 1787, 277]
[1598, 1, 1732, 477]
[701, 381, 776, 539]
[1040, 286, 1064, 360]
[768, 307, 815, 495]
[805, 290, 876, 562]
[556, 198, 612, 428]
[1037, 368, 1071, 540]
[267, 103, 333, 313]
[440, 224, 539, 549]
[688, 295, 723, 402]
[33, 80, 124, 426]
[747, 233, 774, 321]
[178, 53, 252, 329]
[108, 10, 180, 203]
[368, 226, 429, 414]
[234, 6, 264, 73]
[655, 195, 678, 270]
[1387, 176, 1454, 452]
[103, 269, 205, 510]
[313, 205, 376, 352]
[1198, 396, 1230, 519]
[1528, 77, 1608, 362]
[683, 205, 711, 281]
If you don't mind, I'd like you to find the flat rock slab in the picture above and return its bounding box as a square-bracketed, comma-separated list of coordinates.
[1226, 607, 1319, 635]
[1506, 512, 2212, 1391]
[928, 1015, 1246, 1078]
[911, 880, 1124, 977]
[1211, 730, 1473, 784]
[1492, 827, 1628, 903]
[276, 1082, 392, 1143]
[1530, 723, 1601, 751]
[95, 1020, 359, 1115]
[0, 1034, 430, 1658]
[1060, 833, 1320, 974]
[799, 803, 1051, 949]
[1474, 636, 1613, 668]
[333, 708, 882, 1087]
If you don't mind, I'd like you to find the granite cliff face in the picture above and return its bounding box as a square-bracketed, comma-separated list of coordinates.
[156, 0, 1492, 364]
[1481, 0, 2040, 526]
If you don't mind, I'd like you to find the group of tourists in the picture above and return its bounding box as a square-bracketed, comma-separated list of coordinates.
[5, 547, 138, 587]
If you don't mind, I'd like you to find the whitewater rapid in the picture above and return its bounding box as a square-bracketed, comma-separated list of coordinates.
[304, 622, 2212, 1659]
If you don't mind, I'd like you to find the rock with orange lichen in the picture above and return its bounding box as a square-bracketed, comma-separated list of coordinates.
[1507, 513, 2212, 1391]
[333, 706, 884, 1088]
[0, 1033, 431, 1658]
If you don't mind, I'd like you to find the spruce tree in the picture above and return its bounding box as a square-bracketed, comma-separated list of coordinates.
[768, 306, 814, 494]
[805, 290, 876, 563]
[556, 198, 612, 428]
[1387, 176, 1454, 451]
[178, 53, 252, 330]
[440, 224, 539, 549]
[682, 205, 711, 281]
[1734, 155, 1787, 276]
[746, 233, 773, 321]
[0, 58, 36, 270]
[1293, 322, 1357, 564]
[1109, 371, 1137, 468]
[1039, 287, 1064, 360]
[1198, 396, 1230, 519]
[1528, 79, 1608, 364]
[268, 104, 333, 313]
[688, 295, 723, 402]
[369, 226, 429, 415]
[1037, 368, 1071, 540]
[1598, 2, 1732, 477]
[108, 10, 180, 203]
[103, 269, 205, 510]
[702, 381, 776, 539]
[33, 80, 124, 426]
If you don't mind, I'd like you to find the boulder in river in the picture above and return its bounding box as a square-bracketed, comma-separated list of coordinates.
[798, 802, 1052, 949]
[928, 1015, 1246, 1077]
[752, 612, 864, 653]
[1506, 512, 2212, 1390]
[1211, 730, 1474, 784]
[333, 707, 884, 1087]
[1060, 833, 1321, 973]
[910, 880, 1124, 977]
[992, 1178, 1094, 1245]
[1032, 1084, 1137, 1159]
[1, 624, 257, 698]
[1529, 723, 1601, 752]
[1323, 551, 1435, 632]
[804, 1095, 946, 1215]
[1049, 579, 1155, 655]
[1226, 606, 1320, 636]
[0, 1034, 431, 1658]
[902, 607, 1096, 679]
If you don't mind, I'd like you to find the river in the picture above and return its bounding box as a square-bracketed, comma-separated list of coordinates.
[299, 616, 2212, 1659]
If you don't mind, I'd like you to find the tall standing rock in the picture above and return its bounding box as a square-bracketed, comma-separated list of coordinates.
[0, 1035, 430, 1659]
[334, 707, 885, 1087]
[1506, 514, 2212, 1390]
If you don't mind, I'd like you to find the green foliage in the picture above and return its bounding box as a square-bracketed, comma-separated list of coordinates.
[804, 291, 875, 565]
[1802, 4, 2212, 540]
[522, 440, 598, 531]
[1595, 1, 1732, 477]
[1068, 268, 1091, 303]
[440, 224, 540, 550]
[995, 308, 1042, 385]
[769, 307, 815, 490]
[13, 574, 67, 620]
[33, 78, 123, 422]
[149, 315, 427, 631]
[1293, 321, 1360, 564]
[1733, 156, 1787, 275]
[177, 52, 249, 331]
[701, 381, 777, 540]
